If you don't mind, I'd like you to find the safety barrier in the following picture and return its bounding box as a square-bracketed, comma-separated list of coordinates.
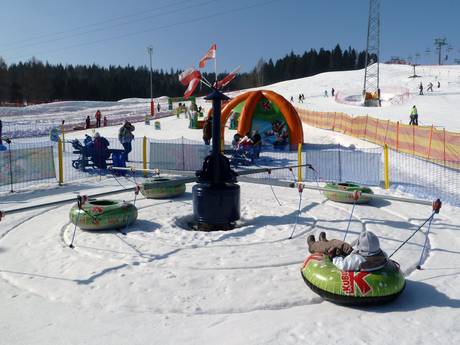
[1, 111, 173, 139]
[296, 107, 460, 168]
[1, 135, 459, 206]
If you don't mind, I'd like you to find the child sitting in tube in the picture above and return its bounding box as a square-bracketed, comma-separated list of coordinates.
[307, 231, 388, 272]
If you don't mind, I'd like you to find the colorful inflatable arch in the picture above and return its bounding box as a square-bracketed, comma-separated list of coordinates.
[211, 90, 304, 146]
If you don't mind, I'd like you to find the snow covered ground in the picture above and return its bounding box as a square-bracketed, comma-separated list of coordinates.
[1, 64, 460, 344]
[1, 179, 459, 345]
[246, 64, 460, 131]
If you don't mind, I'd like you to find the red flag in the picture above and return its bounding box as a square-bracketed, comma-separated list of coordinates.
[179, 68, 201, 86]
[199, 43, 217, 68]
[216, 65, 241, 89]
[184, 77, 200, 99]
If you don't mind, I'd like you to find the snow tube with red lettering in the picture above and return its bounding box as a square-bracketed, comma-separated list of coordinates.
[301, 253, 405, 305]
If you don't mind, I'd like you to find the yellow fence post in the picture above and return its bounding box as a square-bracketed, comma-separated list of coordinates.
[384, 144, 390, 190]
[143, 136, 148, 177]
[61, 123, 65, 152]
[297, 143, 302, 182]
[58, 138, 64, 185]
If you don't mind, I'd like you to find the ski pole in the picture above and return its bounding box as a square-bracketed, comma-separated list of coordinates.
[289, 184, 304, 239]
[119, 185, 140, 236]
[343, 191, 360, 242]
[416, 215, 434, 270]
[389, 199, 441, 259]
[267, 169, 282, 207]
[416, 199, 442, 269]
[69, 195, 87, 248]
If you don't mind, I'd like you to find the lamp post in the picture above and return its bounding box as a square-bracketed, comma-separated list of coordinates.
[147, 46, 154, 116]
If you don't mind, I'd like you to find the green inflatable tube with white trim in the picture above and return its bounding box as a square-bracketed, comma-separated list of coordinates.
[69, 199, 138, 231]
[323, 182, 374, 204]
[140, 177, 186, 199]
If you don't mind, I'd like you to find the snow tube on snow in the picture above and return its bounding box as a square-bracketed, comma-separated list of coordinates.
[140, 177, 186, 199]
[69, 199, 138, 230]
[0, 144, 7, 151]
[323, 182, 373, 204]
[301, 253, 405, 305]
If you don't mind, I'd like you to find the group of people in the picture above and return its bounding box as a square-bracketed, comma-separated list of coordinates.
[290, 94, 306, 103]
[419, 81, 440, 95]
[307, 230, 388, 272]
[85, 110, 108, 129]
[80, 120, 135, 169]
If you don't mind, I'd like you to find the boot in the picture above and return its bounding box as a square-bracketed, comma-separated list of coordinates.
[319, 232, 327, 242]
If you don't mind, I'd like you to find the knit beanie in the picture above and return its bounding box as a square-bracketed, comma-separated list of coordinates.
[355, 231, 381, 256]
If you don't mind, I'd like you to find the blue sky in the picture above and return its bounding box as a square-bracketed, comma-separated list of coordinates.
[0, 0, 458, 72]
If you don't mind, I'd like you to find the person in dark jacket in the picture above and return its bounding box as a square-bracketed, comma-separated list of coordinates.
[92, 132, 110, 169]
[419, 82, 424, 95]
[95, 110, 102, 127]
[85, 115, 91, 129]
[202, 117, 212, 145]
[118, 121, 135, 161]
[409, 105, 419, 126]
[251, 130, 262, 159]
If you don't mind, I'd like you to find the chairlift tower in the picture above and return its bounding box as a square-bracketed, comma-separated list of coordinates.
[363, 0, 381, 107]
[434, 38, 447, 65]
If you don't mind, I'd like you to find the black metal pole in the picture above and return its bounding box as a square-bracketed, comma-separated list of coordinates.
[211, 94, 221, 159]
[204, 89, 229, 184]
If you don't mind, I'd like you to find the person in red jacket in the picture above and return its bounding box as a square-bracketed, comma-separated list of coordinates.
[95, 110, 102, 128]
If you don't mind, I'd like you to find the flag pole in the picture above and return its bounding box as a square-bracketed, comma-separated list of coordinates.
[214, 48, 217, 84]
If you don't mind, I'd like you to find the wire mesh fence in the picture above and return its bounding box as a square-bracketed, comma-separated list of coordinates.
[1, 136, 459, 207]
[388, 149, 460, 206]
[0, 139, 57, 193]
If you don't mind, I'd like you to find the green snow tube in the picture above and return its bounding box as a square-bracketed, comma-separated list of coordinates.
[69, 199, 138, 231]
[301, 253, 405, 305]
[140, 177, 186, 199]
[323, 182, 373, 204]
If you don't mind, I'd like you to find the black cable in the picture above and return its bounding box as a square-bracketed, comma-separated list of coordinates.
[11, 0, 282, 61]
[0, 0, 196, 50]
[5, 0, 218, 54]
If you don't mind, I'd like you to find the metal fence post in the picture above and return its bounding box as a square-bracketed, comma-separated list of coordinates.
[58, 138, 64, 185]
[8, 142, 14, 192]
[443, 128, 446, 165]
[181, 137, 185, 171]
[143, 136, 148, 177]
[384, 144, 390, 189]
[427, 125, 434, 159]
[338, 148, 342, 182]
[297, 143, 302, 182]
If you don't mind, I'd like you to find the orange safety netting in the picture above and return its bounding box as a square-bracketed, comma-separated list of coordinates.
[296, 108, 460, 168]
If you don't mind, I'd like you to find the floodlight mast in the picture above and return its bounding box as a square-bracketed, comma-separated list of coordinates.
[147, 46, 154, 116]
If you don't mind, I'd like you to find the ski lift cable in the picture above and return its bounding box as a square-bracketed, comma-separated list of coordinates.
[0, 0, 199, 50]
[3, 0, 219, 54]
